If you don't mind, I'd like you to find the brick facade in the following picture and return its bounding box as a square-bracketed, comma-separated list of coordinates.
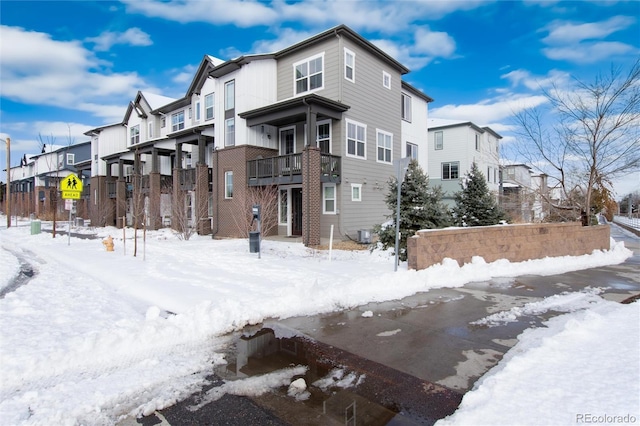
[302, 146, 321, 246]
[407, 222, 611, 270]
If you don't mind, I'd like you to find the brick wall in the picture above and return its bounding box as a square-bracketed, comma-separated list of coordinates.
[302, 146, 321, 246]
[407, 222, 611, 270]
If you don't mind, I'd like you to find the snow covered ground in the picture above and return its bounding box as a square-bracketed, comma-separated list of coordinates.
[0, 217, 638, 425]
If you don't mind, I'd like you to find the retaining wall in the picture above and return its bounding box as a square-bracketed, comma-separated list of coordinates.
[407, 222, 610, 270]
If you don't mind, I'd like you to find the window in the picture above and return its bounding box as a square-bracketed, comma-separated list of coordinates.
[130, 125, 140, 145]
[323, 183, 336, 214]
[148, 122, 153, 139]
[401, 93, 412, 122]
[161, 117, 166, 128]
[346, 119, 366, 159]
[475, 134, 480, 151]
[279, 189, 288, 224]
[225, 81, 234, 111]
[224, 171, 233, 199]
[487, 167, 492, 183]
[351, 183, 362, 202]
[188, 107, 192, 120]
[172, 111, 185, 132]
[66, 153, 75, 165]
[382, 71, 391, 89]
[294, 53, 323, 95]
[317, 120, 331, 153]
[406, 142, 418, 160]
[434, 131, 443, 150]
[196, 102, 201, 121]
[225, 118, 235, 146]
[344, 48, 355, 82]
[205, 92, 214, 120]
[442, 162, 459, 180]
[376, 130, 392, 164]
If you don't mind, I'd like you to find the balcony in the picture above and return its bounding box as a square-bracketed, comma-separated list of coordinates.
[247, 153, 341, 186]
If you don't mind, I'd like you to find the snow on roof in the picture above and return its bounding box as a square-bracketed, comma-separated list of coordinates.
[428, 118, 468, 128]
[141, 92, 177, 110]
[206, 55, 225, 66]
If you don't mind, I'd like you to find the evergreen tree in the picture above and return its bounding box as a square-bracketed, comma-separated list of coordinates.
[373, 160, 451, 261]
[452, 162, 508, 226]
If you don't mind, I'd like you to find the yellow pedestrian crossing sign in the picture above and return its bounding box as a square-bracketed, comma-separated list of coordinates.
[61, 173, 83, 199]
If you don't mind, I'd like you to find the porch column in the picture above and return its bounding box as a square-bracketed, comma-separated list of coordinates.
[115, 160, 126, 228]
[302, 146, 321, 247]
[196, 162, 211, 235]
[148, 148, 161, 230]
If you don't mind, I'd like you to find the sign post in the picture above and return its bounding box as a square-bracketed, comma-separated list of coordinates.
[60, 173, 83, 246]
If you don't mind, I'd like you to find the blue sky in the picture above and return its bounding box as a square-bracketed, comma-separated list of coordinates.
[1, 0, 639, 197]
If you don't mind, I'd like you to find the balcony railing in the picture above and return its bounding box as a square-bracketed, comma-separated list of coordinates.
[247, 153, 341, 186]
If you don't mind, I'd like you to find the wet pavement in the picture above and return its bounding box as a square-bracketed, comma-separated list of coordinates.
[80, 224, 640, 424]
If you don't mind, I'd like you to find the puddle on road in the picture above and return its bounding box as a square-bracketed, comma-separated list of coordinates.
[214, 326, 462, 425]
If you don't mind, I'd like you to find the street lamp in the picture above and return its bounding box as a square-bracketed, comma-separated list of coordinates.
[1, 137, 9, 228]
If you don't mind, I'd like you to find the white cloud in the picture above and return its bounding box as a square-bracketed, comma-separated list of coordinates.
[86, 28, 153, 51]
[501, 69, 570, 90]
[539, 15, 638, 63]
[0, 25, 156, 122]
[543, 41, 638, 64]
[430, 94, 548, 124]
[542, 15, 636, 45]
[413, 27, 456, 58]
[122, 0, 279, 27]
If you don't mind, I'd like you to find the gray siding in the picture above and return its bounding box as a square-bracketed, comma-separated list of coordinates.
[276, 33, 406, 240]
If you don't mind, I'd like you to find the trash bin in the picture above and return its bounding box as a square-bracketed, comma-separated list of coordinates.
[249, 231, 260, 253]
[30, 220, 41, 235]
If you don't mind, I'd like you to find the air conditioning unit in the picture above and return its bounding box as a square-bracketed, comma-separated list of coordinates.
[357, 229, 371, 244]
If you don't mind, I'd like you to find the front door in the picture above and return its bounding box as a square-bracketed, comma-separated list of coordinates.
[291, 188, 303, 236]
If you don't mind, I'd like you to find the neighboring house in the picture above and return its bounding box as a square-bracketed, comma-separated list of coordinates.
[7, 142, 91, 219]
[87, 25, 433, 246]
[427, 118, 501, 206]
[501, 163, 534, 222]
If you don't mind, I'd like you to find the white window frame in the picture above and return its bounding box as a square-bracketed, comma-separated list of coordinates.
[475, 133, 480, 151]
[293, 52, 324, 96]
[382, 71, 391, 89]
[172, 111, 185, 132]
[196, 102, 201, 121]
[130, 124, 140, 145]
[442, 162, 459, 180]
[148, 122, 153, 139]
[279, 189, 288, 225]
[225, 81, 235, 111]
[323, 183, 336, 214]
[435, 131, 443, 150]
[351, 183, 362, 202]
[66, 153, 75, 165]
[376, 129, 393, 164]
[346, 119, 366, 160]
[161, 117, 166, 128]
[406, 142, 418, 160]
[225, 118, 235, 147]
[344, 48, 355, 83]
[224, 171, 233, 199]
[205, 92, 214, 120]
[317, 119, 331, 154]
[401, 93, 412, 122]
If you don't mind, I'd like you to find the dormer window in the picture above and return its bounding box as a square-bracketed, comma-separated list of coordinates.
[172, 111, 185, 132]
[130, 125, 140, 145]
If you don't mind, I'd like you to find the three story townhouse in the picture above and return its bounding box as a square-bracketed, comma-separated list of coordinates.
[427, 118, 501, 207]
[7, 142, 90, 220]
[87, 25, 432, 246]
